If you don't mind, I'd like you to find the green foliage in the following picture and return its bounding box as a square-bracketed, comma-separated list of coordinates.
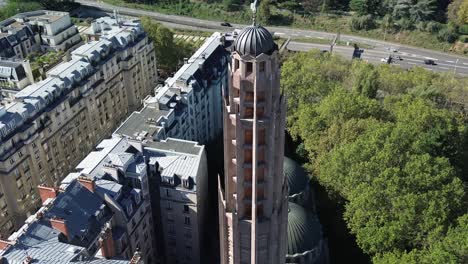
[0, 0, 43, 20]
[223, 0, 244, 11]
[281, 50, 468, 261]
[349, 61, 378, 98]
[374, 214, 468, 264]
[141, 16, 197, 72]
[257, 0, 272, 25]
[350, 0, 380, 16]
[425, 21, 443, 33]
[350, 15, 376, 31]
[437, 25, 459, 43]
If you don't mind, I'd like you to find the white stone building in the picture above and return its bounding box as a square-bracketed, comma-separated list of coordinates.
[114, 32, 230, 144]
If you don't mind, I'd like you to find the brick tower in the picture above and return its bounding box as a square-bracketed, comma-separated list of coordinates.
[217, 16, 288, 264]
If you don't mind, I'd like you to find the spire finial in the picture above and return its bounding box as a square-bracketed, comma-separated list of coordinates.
[250, 0, 259, 26]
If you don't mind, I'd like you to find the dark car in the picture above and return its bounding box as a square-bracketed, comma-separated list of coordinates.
[424, 59, 436, 65]
[221, 22, 232, 27]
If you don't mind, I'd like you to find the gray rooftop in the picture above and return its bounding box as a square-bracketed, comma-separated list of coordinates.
[165, 32, 223, 89]
[144, 138, 203, 156]
[145, 138, 204, 192]
[46, 180, 108, 247]
[0, 16, 143, 144]
[113, 105, 170, 140]
[1, 221, 87, 264]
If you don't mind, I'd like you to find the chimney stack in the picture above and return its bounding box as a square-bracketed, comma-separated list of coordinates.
[99, 226, 116, 259]
[50, 217, 69, 240]
[78, 176, 95, 193]
[0, 240, 13, 251]
[37, 185, 58, 204]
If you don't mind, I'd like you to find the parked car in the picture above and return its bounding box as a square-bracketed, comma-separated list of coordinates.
[221, 22, 232, 27]
[424, 59, 436, 65]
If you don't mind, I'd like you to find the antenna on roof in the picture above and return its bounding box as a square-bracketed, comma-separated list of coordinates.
[250, 0, 259, 26]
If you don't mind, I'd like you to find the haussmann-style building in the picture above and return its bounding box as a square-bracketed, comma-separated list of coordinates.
[0, 15, 157, 238]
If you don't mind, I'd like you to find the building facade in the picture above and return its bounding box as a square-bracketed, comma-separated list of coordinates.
[59, 137, 157, 263]
[0, 10, 81, 59]
[0, 173, 146, 264]
[144, 138, 208, 264]
[0, 60, 34, 103]
[218, 24, 288, 264]
[114, 32, 230, 144]
[0, 16, 157, 238]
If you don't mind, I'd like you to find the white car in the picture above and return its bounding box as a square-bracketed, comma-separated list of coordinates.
[381, 57, 390, 63]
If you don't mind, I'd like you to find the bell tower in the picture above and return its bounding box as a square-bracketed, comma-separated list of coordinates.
[217, 10, 288, 264]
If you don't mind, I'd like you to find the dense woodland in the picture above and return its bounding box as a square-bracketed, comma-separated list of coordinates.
[282, 50, 468, 263]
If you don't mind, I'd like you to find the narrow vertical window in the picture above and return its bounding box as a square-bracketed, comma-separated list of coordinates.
[246, 62, 253, 73]
[259, 61, 265, 72]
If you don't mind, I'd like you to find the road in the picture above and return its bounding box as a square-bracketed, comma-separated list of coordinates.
[76, 0, 468, 76]
[288, 42, 468, 76]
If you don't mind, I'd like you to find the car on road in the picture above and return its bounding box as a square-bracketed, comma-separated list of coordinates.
[424, 59, 436, 65]
[395, 56, 403, 60]
[387, 47, 398, 52]
[220, 22, 232, 27]
[381, 57, 393, 64]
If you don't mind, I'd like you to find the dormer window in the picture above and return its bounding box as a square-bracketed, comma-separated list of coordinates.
[96, 210, 102, 221]
[183, 179, 190, 189]
[126, 203, 133, 216]
[134, 192, 141, 204]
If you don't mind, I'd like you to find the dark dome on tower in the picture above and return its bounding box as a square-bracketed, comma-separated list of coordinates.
[234, 25, 277, 57]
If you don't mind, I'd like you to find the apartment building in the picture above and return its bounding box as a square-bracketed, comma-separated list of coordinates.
[0, 174, 146, 264]
[0, 10, 81, 59]
[114, 32, 231, 144]
[0, 16, 157, 238]
[144, 138, 208, 264]
[0, 59, 34, 103]
[59, 137, 157, 263]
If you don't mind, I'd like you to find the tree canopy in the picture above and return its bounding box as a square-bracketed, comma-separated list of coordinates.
[282, 50, 468, 262]
[141, 16, 198, 73]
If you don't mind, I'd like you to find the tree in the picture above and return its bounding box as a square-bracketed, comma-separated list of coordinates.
[447, 0, 464, 24]
[141, 16, 187, 72]
[409, 0, 437, 23]
[349, 62, 378, 98]
[0, 1, 43, 20]
[257, 0, 272, 25]
[458, 0, 468, 24]
[223, 0, 244, 11]
[374, 214, 468, 264]
[349, 0, 380, 16]
[282, 49, 468, 262]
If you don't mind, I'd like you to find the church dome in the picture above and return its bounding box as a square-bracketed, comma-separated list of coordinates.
[287, 202, 323, 255]
[283, 156, 309, 196]
[234, 25, 276, 57]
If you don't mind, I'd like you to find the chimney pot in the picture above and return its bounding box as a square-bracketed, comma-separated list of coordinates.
[50, 217, 69, 240]
[37, 185, 58, 205]
[0, 240, 13, 251]
[77, 176, 96, 193]
[99, 226, 116, 259]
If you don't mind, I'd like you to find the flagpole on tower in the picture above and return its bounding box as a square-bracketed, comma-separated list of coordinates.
[251, 0, 258, 26]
